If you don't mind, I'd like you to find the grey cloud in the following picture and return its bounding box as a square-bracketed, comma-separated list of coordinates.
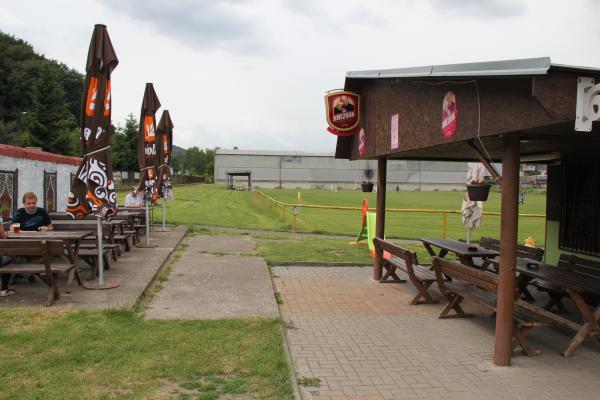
[427, 0, 526, 18]
[101, 0, 270, 54]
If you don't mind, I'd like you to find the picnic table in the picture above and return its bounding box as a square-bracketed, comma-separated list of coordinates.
[420, 238, 499, 267]
[7, 230, 94, 292]
[8, 230, 94, 264]
[515, 258, 600, 357]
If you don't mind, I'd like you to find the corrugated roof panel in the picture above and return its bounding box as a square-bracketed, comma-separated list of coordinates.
[346, 57, 560, 79]
[216, 149, 335, 157]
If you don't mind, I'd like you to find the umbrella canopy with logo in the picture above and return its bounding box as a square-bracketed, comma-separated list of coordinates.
[67, 24, 118, 219]
[136, 83, 161, 204]
[156, 110, 173, 200]
[461, 162, 485, 242]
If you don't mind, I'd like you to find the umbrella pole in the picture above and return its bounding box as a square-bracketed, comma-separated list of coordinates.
[162, 199, 166, 230]
[467, 228, 471, 244]
[146, 203, 150, 246]
[97, 217, 104, 285]
[82, 217, 119, 290]
[136, 200, 158, 247]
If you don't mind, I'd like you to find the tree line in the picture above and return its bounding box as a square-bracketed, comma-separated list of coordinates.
[0, 31, 214, 179]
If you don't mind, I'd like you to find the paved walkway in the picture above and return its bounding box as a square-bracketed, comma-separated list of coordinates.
[145, 234, 279, 319]
[0, 225, 187, 310]
[273, 266, 600, 400]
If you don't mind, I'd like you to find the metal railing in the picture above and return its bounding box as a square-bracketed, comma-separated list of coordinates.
[255, 190, 546, 237]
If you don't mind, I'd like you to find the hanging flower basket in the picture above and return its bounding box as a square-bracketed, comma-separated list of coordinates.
[466, 183, 491, 201]
[361, 182, 374, 192]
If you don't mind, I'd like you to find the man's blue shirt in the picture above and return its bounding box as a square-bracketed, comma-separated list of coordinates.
[13, 207, 51, 231]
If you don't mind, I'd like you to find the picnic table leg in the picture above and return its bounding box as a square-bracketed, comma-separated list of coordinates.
[422, 243, 439, 258]
[563, 290, 600, 357]
[439, 294, 471, 318]
[63, 239, 81, 293]
[458, 255, 475, 267]
[512, 325, 537, 356]
[410, 280, 438, 305]
[516, 274, 535, 301]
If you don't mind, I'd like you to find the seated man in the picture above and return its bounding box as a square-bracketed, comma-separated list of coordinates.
[124, 186, 144, 208]
[0, 223, 14, 296]
[11, 192, 53, 232]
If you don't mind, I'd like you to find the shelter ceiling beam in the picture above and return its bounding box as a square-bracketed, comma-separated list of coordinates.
[467, 140, 502, 183]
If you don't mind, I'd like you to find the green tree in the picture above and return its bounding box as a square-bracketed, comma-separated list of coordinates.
[111, 114, 139, 172]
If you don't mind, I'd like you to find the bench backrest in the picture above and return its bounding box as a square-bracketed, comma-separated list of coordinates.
[432, 256, 498, 294]
[0, 239, 64, 257]
[372, 238, 418, 266]
[479, 236, 544, 261]
[52, 222, 112, 237]
[558, 254, 600, 279]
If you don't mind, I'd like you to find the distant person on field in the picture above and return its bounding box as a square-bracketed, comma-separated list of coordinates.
[519, 191, 525, 205]
[11, 192, 52, 232]
[124, 186, 144, 208]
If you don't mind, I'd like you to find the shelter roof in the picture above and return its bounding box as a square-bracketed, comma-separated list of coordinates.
[337, 57, 600, 162]
[346, 57, 600, 79]
[217, 149, 334, 157]
[0, 144, 81, 166]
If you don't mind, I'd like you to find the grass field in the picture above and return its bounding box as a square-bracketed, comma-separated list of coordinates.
[0, 309, 292, 399]
[143, 184, 547, 246]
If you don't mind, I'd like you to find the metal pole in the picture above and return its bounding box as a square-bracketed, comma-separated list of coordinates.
[374, 158, 387, 281]
[145, 202, 150, 246]
[494, 136, 519, 367]
[97, 217, 104, 286]
[162, 199, 166, 230]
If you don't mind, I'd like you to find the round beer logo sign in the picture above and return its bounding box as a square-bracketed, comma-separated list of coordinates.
[325, 90, 360, 136]
[441, 91, 458, 138]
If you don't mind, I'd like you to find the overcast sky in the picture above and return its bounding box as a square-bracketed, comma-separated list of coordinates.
[1, 0, 599, 152]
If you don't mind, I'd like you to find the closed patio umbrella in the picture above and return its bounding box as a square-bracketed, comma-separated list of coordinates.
[462, 162, 485, 243]
[136, 83, 161, 246]
[66, 24, 119, 289]
[156, 110, 173, 231]
[156, 110, 173, 200]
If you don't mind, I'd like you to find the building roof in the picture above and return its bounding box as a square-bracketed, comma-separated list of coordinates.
[216, 149, 334, 157]
[346, 57, 600, 79]
[0, 144, 81, 166]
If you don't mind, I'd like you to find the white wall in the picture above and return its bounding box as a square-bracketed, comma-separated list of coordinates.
[0, 156, 79, 212]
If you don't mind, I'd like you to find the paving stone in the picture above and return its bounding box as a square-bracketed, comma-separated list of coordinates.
[273, 265, 600, 400]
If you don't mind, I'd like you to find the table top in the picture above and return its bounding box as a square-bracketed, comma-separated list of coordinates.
[420, 238, 499, 258]
[8, 230, 94, 240]
[516, 258, 600, 295]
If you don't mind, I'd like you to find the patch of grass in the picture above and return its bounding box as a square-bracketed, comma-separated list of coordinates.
[257, 236, 373, 264]
[274, 292, 283, 304]
[0, 312, 293, 399]
[297, 376, 321, 387]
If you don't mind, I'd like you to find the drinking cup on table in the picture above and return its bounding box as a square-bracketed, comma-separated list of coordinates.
[13, 223, 20, 234]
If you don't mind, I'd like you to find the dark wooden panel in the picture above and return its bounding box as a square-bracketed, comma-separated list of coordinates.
[546, 165, 561, 221]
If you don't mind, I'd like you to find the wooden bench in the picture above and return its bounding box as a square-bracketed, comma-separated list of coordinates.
[432, 256, 555, 356]
[533, 254, 600, 312]
[0, 240, 79, 306]
[478, 236, 544, 271]
[373, 238, 440, 305]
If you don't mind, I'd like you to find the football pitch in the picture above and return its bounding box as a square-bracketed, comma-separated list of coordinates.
[145, 184, 547, 246]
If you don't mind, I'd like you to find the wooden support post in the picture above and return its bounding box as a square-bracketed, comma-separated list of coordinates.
[494, 136, 519, 367]
[374, 158, 387, 281]
[442, 213, 447, 239]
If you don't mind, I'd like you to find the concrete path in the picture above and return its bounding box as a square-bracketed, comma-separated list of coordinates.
[0, 225, 187, 311]
[145, 234, 279, 319]
[273, 266, 600, 400]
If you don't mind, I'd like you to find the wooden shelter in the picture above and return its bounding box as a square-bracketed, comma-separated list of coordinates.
[335, 57, 600, 366]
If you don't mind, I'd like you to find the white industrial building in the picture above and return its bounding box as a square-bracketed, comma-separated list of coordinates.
[215, 149, 469, 190]
[0, 144, 80, 219]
